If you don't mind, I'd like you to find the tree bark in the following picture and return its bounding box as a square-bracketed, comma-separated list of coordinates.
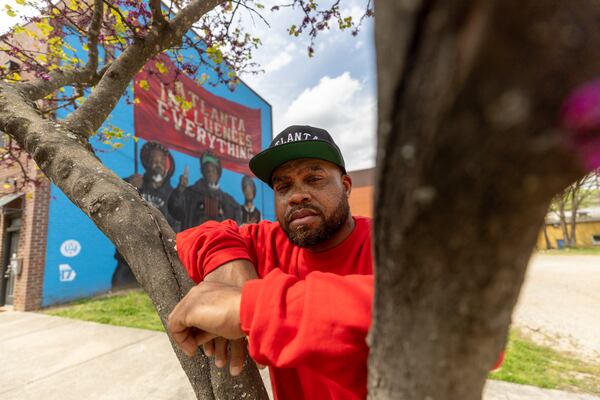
[569, 193, 579, 247]
[370, 1, 596, 399]
[559, 200, 570, 248]
[542, 223, 552, 250]
[0, 83, 268, 399]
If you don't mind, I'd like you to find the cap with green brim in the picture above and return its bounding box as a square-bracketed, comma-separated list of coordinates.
[249, 125, 346, 187]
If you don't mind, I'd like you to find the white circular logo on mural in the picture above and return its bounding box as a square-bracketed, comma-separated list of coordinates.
[60, 240, 81, 258]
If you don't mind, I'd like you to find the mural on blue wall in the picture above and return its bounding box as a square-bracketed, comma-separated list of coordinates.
[42, 47, 273, 306]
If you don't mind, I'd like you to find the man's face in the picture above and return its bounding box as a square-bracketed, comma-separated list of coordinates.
[203, 162, 219, 185]
[243, 183, 255, 202]
[272, 158, 351, 247]
[148, 149, 166, 177]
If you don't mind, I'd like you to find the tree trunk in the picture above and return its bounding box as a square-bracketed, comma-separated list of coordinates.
[542, 223, 552, 250]
[559, 201, 571, 248]
[370, 1, 595, 399]
[569, 195, 579, 248]
[0, 85, 268, 400]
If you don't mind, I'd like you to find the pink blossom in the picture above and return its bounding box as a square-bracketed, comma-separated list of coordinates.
[561, 79, 600, 170]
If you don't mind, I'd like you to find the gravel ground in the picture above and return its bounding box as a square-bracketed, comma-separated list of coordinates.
[511, 254, 600, 361]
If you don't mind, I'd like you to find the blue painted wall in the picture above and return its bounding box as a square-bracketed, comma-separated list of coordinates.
[42, 42, 273, 306]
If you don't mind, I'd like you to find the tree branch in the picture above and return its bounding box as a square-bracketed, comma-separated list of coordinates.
[50, 1, 90, 36]
[167, 0, 223, 47]
[61, 40, 155, 137]
[63, 0, 222, 138]
[86, 0, 104, 74]
[17, 67, 104, 101]
[102, 0, 140, 35]
[150, 0, 169, 27]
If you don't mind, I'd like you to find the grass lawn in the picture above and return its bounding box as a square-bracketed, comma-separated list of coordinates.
[42, 290, 600, 395]
[489, 329, 600, 395]
[536, 247, 600, 256]
[43, 290, 164, 332]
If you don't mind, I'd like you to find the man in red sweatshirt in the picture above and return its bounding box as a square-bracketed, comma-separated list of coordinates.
[168, 124, 506, 398]
[169, 125, 374, 399]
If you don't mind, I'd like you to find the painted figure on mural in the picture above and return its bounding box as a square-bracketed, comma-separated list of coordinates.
[168, 152, 241, 230]
[112, 141, 179, 290]
[240, 175, 261, 224]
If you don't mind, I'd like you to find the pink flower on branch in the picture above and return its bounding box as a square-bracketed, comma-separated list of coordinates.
[561, 79, 600, 170]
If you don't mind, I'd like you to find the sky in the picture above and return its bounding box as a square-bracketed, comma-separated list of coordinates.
[0, 0, 378, 171]
[233, 0, 377, 171]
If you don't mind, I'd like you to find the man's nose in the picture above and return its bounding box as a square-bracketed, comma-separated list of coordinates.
[288, 189, 311, 205]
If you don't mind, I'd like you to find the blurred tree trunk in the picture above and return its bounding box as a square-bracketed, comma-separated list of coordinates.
[559, 200, 571, 248]
[369, 1, 597, 398]
[542, 224, 552, 250]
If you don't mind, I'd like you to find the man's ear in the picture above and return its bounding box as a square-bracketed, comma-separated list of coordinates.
[342, 173, 352, 197]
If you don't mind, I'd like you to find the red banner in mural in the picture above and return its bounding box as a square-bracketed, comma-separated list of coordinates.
[133, 56, 262, 175]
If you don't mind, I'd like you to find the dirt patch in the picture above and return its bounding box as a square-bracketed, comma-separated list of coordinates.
[512, 255, 600, 362]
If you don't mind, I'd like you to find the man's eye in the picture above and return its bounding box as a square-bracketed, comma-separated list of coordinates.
[276, 184, 290, 192]
[307, 176, 322, 183]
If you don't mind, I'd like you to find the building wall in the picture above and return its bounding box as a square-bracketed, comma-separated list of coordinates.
[537, 221, 600, 249]
[2, 26, 273, 309]
[39, 37, 274, 307]
[349, 186, 374, 218]
[348, 168, 375, 219]
[12, 181, 50, 310]
[0, 159, 50, 310]
[1, 17, 52, 310]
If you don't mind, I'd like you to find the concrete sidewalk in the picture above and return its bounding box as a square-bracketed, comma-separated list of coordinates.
[1, 312, 597, 400]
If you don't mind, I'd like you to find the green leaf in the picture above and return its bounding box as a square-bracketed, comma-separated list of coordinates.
[5, 5, 17, 17]
[155, 61, 167, 74]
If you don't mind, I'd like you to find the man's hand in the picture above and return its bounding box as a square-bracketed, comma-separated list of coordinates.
[129, 174, 143, 189]
[177, 173, 188, 191]
[202, 260, 258, 375]
[168, 281, 244, 364]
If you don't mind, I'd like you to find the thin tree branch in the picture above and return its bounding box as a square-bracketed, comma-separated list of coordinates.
[102, 0, 140, 35]
[17, 62, 112, 101]
[232, 0, 270, 29]
[0, 37, 48, 72]
[41, 99, 78, 115]
[86, 0, 104, 73]
[49, 2, 89, 36]
[167, 0, 224, 47]
[150, 0, 169, 27]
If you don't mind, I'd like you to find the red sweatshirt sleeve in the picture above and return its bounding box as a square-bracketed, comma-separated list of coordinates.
[240, 268, 372, 392]
[176, 219, 257, 283]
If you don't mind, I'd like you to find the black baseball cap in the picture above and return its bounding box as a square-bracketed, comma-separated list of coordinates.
[249, 125, 346, 186]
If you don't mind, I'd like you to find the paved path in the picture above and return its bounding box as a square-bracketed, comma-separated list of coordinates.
[0, 311, 195, 400]
[513, 255, 600, 361]
[1, 312, 596, 399]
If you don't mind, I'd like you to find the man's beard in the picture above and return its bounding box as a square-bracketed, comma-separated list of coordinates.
[281, 197, 350, 248]
[144, 171, 165, 186]
[152, 174, 164, 183]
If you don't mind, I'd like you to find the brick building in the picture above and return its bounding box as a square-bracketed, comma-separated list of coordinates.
[347, 168, 375, 219]
[0, 8, 53, 310]
[0, 141, 51, 310]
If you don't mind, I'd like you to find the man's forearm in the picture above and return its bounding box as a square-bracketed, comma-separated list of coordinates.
[204, 259, 258, 287]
